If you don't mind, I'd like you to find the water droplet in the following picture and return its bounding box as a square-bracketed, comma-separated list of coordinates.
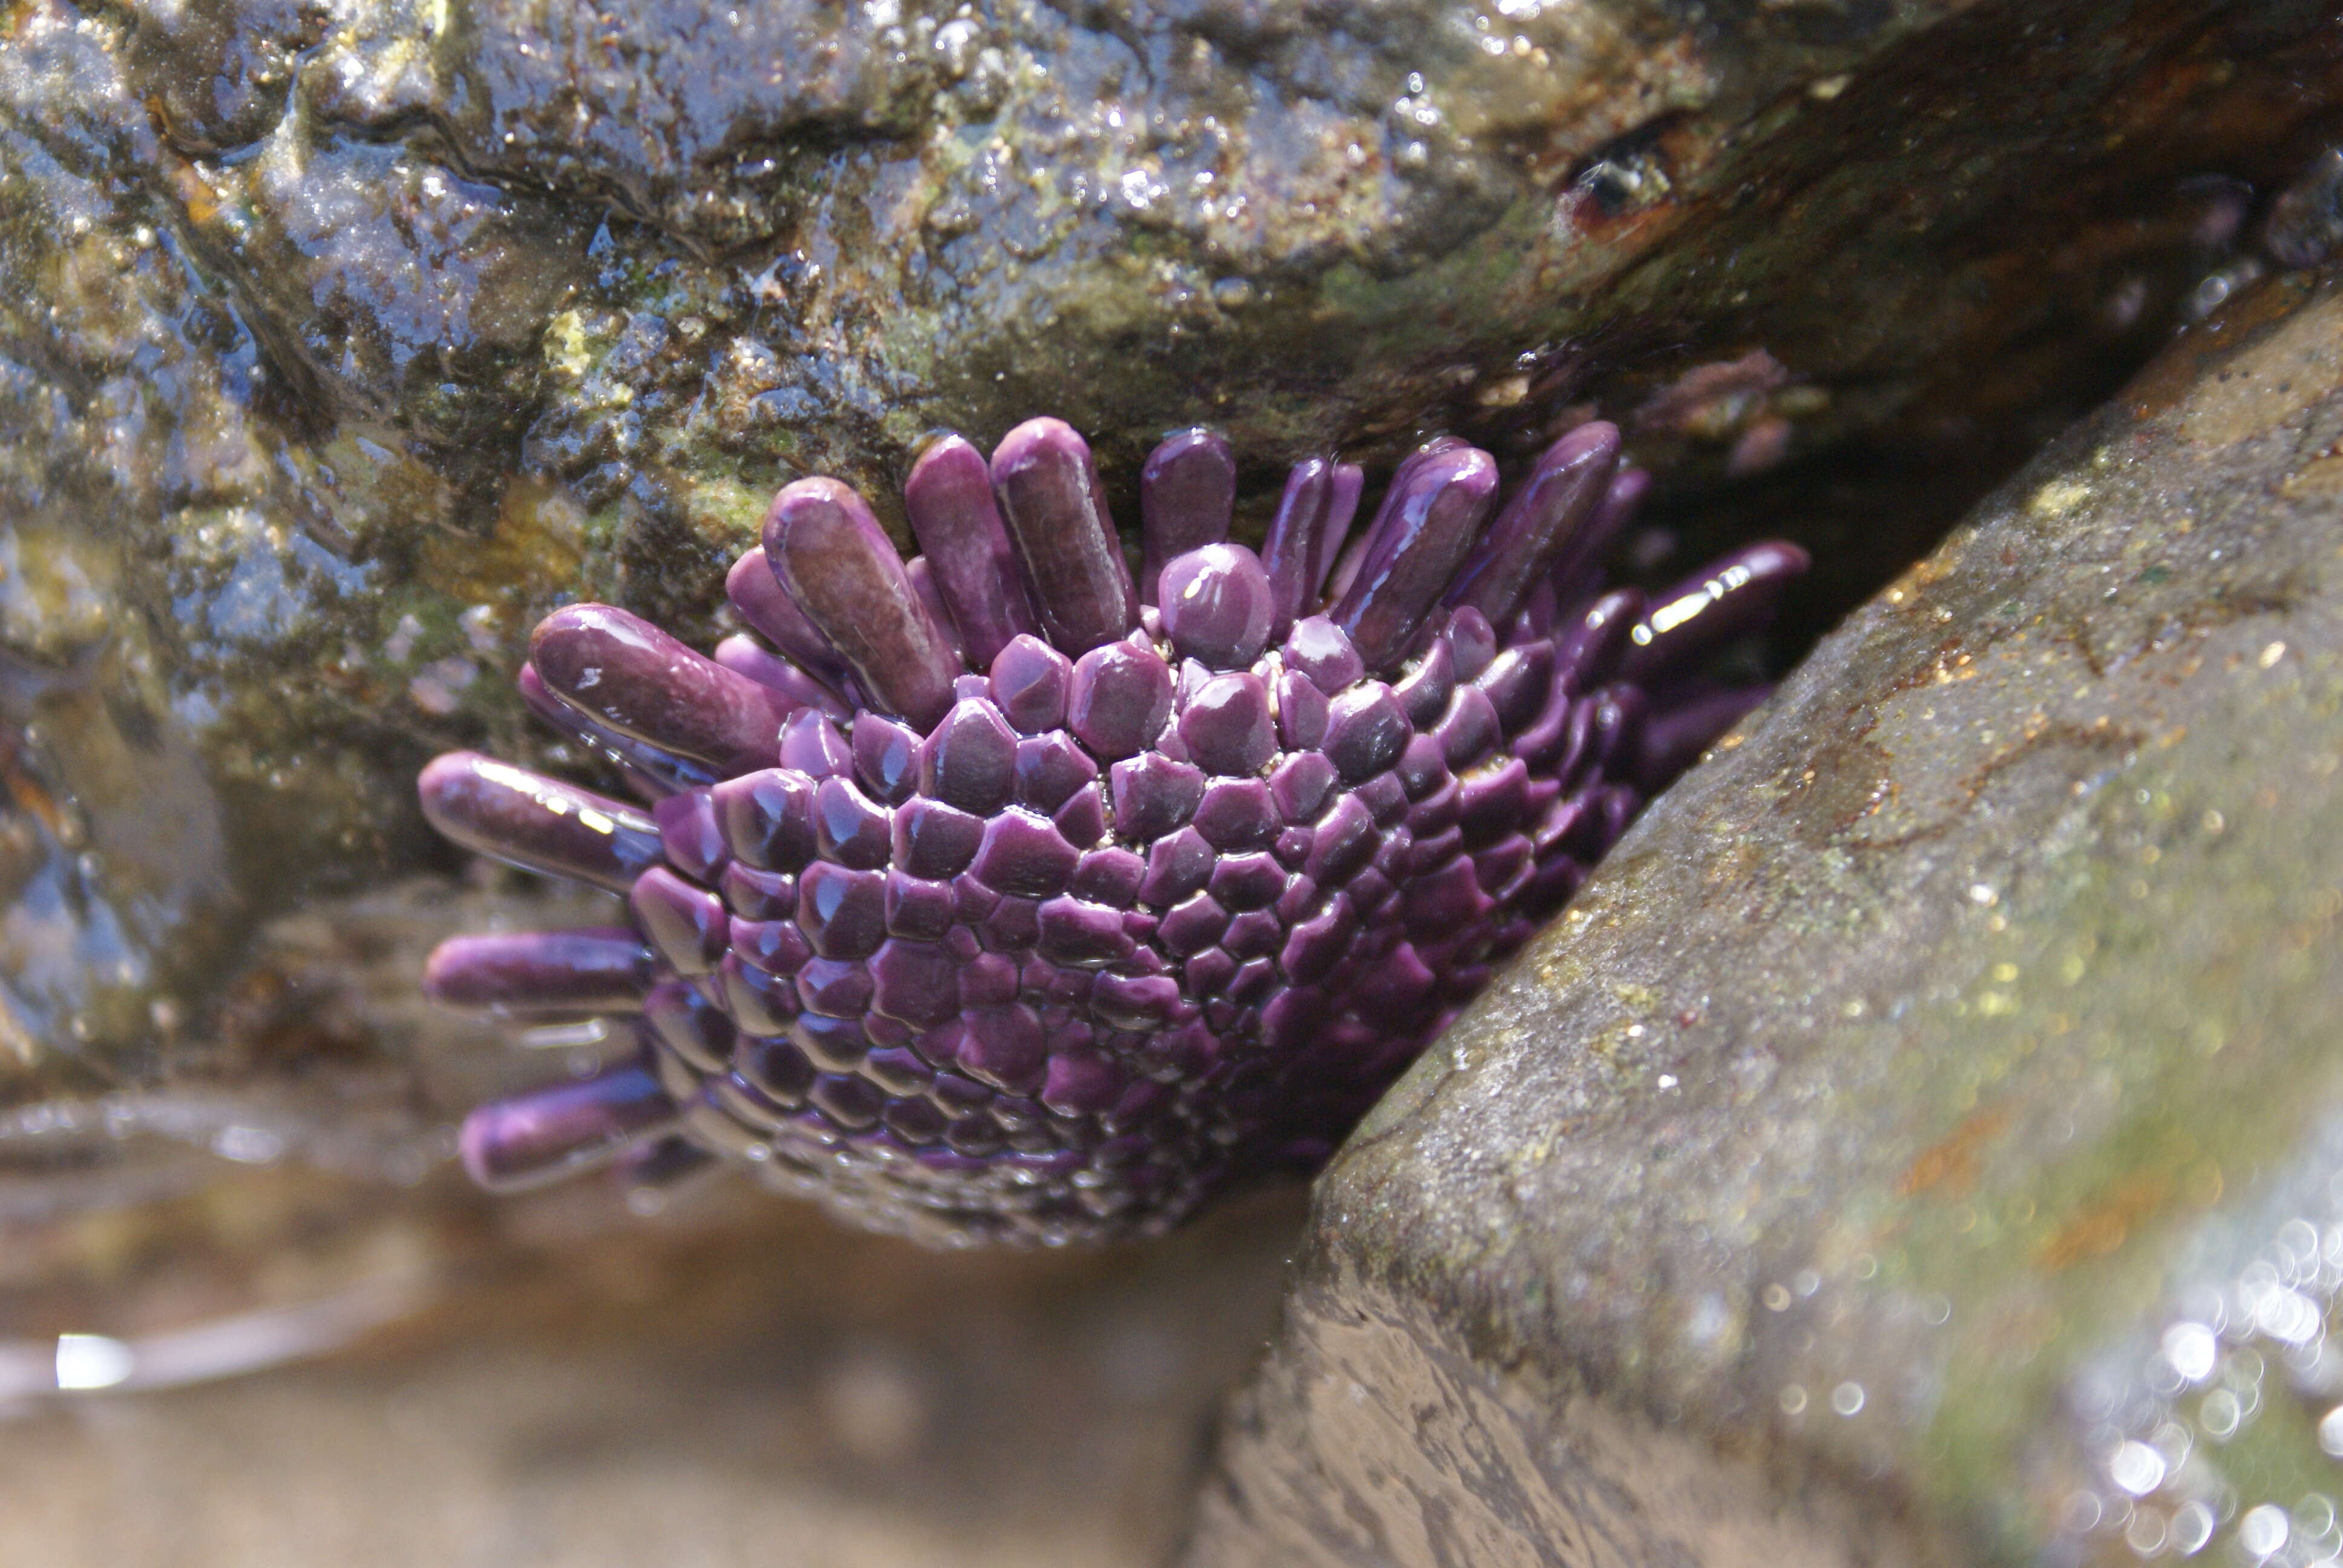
[54, 1334, 133, 1391]
[2256, 1287, 2324, 1345]
[2164, 1322, 2220, 1383]
[2112, 1440, 2169, 1496]
[2171, 1501, 2216, 1555]
[2239, 1504, 2290, 1558]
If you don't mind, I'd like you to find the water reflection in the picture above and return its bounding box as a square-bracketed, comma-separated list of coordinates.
[2059, 1116, 2343, 1562]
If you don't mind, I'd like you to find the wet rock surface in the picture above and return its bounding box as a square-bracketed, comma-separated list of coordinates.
[1182, 266, 2343, 1565]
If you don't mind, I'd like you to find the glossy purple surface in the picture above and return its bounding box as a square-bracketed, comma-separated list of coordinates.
[989, 417, 1139, 656]
[763, 477, 962, 730]
[1137, 428, 1237, 604]
[901, 434, 1037, 671]
[421, 420, 1803, 1245]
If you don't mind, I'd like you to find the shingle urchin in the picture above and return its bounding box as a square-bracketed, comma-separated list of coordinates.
[419, 417, 1804, 1245]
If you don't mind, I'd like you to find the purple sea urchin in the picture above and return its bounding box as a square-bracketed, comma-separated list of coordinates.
[419, 418, 1804, 1245]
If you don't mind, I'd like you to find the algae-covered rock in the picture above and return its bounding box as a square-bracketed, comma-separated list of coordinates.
[1182, 265, 2343, 1566]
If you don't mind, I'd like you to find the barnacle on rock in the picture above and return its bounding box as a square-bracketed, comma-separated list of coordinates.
[418, 417, 1804, 1245]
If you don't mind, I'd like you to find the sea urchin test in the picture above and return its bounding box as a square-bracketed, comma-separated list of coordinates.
[419, 418, 1804, 1245]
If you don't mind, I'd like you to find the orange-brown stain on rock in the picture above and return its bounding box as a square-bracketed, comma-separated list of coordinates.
[2033, 1157, 2226, 1275]
[1897, 1106, 2012, 1200]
